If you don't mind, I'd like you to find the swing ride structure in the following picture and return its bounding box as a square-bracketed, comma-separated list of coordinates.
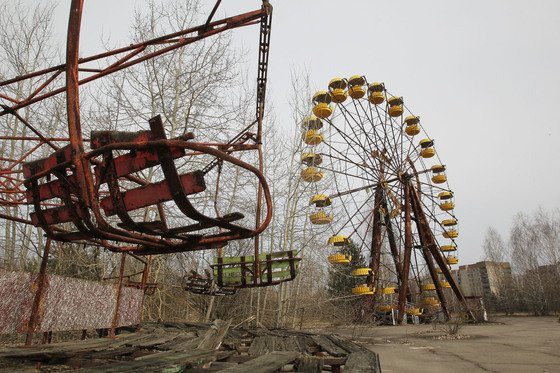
[0, 0, 301, 343]
[301, 76, 474, 322]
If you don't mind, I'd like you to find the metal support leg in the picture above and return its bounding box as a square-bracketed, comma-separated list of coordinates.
[25, 237, 52, 346]
[110, 252, 126, 338]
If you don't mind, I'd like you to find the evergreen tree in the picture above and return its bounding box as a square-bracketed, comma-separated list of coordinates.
[327, 243, 368, 296]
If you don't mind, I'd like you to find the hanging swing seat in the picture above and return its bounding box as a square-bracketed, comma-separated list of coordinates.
[211, 249, 301, 288]
[184, 274, 237, 296]
[21, 115, 269, 255]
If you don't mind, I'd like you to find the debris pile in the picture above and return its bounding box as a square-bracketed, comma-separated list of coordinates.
[0, 320, 381, 372]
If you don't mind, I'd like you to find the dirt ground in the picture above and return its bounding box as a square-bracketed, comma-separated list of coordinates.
[325, 316, 560, 373]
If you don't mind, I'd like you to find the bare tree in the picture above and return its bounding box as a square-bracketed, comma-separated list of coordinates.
[483, 226, 507, 263]
[0, 1, 63, 271]
[509, 208, 560, 315]
[481, 227, 514, 313]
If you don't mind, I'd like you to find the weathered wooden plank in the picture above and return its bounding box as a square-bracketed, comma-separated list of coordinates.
[197, 319, 232, 350]
[296, 355, 323, 372]
[186, 361, 240, 372]
[78, 349, 231, 373]
[220, 351, 300, 373]
[156, 332, 198, 351]
[82, 346, 136, 359]
[0, 338, 115, 360]
[343, 351, 381, 373]
[310, 335, 347, 357]
[248, 336, 271, 356]
[327, 334, 365, 353]
[131, 332, 182, 349]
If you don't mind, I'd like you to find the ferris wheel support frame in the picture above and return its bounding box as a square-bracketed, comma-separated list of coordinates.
[367, 185, 384, 290]
[363, 177, 474, 322]
[382, 197, 405, 285]
[409, 183, 475, 321]
[396, 181, 414, 323]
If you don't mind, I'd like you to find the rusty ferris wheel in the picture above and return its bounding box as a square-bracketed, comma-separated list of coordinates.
[300, 77, 475, 322]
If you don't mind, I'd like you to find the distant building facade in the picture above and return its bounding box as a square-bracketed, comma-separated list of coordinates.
[456, 261, 512, 301]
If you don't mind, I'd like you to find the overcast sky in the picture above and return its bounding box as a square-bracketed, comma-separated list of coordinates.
[20, 0, 560, 265]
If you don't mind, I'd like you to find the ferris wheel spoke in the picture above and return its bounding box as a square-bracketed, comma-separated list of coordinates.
[323, 121, 380, 180]
[319, 151, 376, 176]
[353, 100, 406, 179]
[340, 101, 402, 177]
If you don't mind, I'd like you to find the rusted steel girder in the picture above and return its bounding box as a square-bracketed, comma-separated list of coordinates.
[0, 7, 267, 117]
[25, 238, 52, 346]
[382, 197, 403, 284]
[396, 182, 413, 324]
[109, 253, 126, 338]
[21, 125, 273, 254]
[368, 185, 384, 290]
[1, 1, 274, 257]
[409, 184, 475, 321]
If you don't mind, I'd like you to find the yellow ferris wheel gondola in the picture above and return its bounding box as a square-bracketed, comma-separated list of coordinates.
[310, 194, 331, 207]
[446, 256, 459, 265]
[404, 115, 421, 136]
[327, 235, 351, 246]
[421, 283, 436, 291]
[352, 284, 375, 295]
[301, 152, 322, 167]
[378, 304, 394, 313]
[441, 244, 457, 252]
[328, 77, 348, 103]
[423, 297, 439, 306]
[347, 75, 366, 99]
[309, 211, 332, 225]
[378, 286, 397, 295]
[328, 253, 352, 264]
[302, 115, 323, 130]
[312, 91, 333, 119]
[301, 167, 324, 182]
[442, 218, 457, 226]
[431, 164, 447, 184]
[407, 307, 423, 316]
[302, 129, 324, 145]
[443, 229, 459, 238]
[367, 82, 385, 105]
[419, 138, 435, 158]
[387, 96, 403, 117]
[351, 267, 372, 277]
[438, 190, 455, 211]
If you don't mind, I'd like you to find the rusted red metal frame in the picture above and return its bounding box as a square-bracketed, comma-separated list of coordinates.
[410, 183, 476, 321]
[0, 8, 267, 118]
[368, 185, 384, 290]
[396, 182, 413, 324]
[21, 138, 273, 253]
[25, 238, 52, 346]
[0, 3, 269, 223]
[149, 116, 252, 234]
[2, 5, 274, 340]
[110, 252, 126, 338]
[365, 184, 384, 316]
[22, 1, 271, 252]
[2, 1, 272, 236]
[381, 197, 403, 283]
